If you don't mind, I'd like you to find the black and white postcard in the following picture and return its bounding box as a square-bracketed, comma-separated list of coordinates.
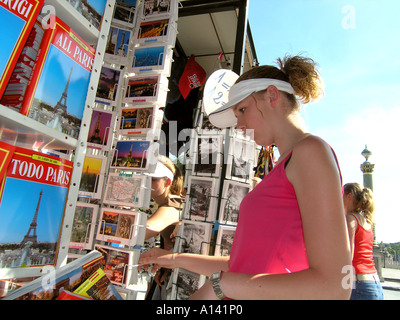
[183, 176, 218, 222]
[218, 180, 250, 225]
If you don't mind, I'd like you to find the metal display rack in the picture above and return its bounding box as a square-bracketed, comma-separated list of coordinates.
[0, 0, 117, 280]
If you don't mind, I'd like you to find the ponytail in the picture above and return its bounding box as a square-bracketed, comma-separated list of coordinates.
[359, 187, 375, 225]
[277, 55, 324, 104]
[236, 54, 324, 108]
[343, 183, 376, 224]
[170, 163, 184, 196]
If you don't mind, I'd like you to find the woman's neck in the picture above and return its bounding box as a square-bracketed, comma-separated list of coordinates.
[275, 128, 310, 165]
[153, 192, 169, 206]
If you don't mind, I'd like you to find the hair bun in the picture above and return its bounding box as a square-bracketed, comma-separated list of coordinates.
[277, 55, 324, 104]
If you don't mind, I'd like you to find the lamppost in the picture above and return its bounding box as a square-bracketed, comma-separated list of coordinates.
[360, 146, 384, 280]
[361, 146, 374, 191]
[360, 145, 376, 245]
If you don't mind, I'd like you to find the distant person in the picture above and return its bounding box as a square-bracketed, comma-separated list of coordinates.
[343, 183, 384, 300]
[144, 155, 184, 300]
[138, 55, 352, 300]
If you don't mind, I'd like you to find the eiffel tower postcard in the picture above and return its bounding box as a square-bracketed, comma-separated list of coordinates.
[0, 146, 73, 269]
[18, 15, 95, 139]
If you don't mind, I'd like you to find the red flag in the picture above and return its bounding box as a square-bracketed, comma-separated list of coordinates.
[179, 55, 206, 99]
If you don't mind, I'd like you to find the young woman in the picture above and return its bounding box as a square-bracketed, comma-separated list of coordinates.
[343, 183, 384, 300]
[145, 155, 184, 251]
[144, 155, 184, 299]
[139, 55, 352, 300]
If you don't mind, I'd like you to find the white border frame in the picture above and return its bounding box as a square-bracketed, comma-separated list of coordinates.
[95, 63, 124, 104]
[214, 225, 236, 257]
[138, 0, 179, 22]
[110, 139, 159, 172]
[133, 17, 177, 47]
[104, 24, 133, 66]
[103, 172, 151, 208]
[170, 267, 206, 300]
[192, 134, 223, 178]
[123, 74, 168, 104]
[175, 220, 212, 255]
[87, 103, 116, 151]
[225, 136, 256, 183]
[94, 244, 135, 287]
[218, 180, 251, 226]
[112, 0, 138, 28]
[117, 103, 163, 139]
[69, 202, 99, 250]
[96, 207, 141, 246]
[78, 154, 107, 199]
[182, 176, 218, 222]
[130, 43, 173, 76]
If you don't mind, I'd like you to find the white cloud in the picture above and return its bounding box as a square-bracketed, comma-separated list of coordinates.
[309, 105, 400, 243]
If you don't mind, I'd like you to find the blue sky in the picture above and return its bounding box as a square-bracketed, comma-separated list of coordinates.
[248, 0, 400, 243]
[35, 45, 91, 119]
[0, 7, 24, 81]
[87, 0, 107, 15]
[0, 178, 68, 243]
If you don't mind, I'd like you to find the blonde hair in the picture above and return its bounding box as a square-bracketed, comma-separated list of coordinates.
[237, 54, 324, 109]
[343, 183, 376, 225]
[158, 155, 184, 196]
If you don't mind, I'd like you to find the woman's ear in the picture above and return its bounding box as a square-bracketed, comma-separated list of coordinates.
[165, 178, 172, 187]
[265, 85, 280, 107]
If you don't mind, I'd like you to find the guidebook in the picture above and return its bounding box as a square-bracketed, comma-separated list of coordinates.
[0, 0, 44, 99]
[19, 14, 95, 139]
[2, 250, 123, 300]
[0, 144, 73, 271]
[0, 18, 46, 111]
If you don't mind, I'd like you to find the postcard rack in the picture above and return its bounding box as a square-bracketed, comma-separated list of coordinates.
[169, 94, 258, 299]
[65, 0, 180, 299]
[0, 0, 179, 300]
[0, 0, 259, 300]
[0, 0, 117, 282]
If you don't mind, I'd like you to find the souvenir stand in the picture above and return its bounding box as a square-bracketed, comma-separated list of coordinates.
[166, 1, 261, 300]
[0, 0, 120, 296]
[0, 0, 178, 300]
[0, 0, 260, 300]
[70, 0, 180, 299]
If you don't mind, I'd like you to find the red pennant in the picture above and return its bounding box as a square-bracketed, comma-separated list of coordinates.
[178, 55, 206, 99]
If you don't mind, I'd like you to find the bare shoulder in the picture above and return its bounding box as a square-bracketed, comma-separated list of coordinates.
[346, 214, 359, 232]
[148, 205, 179, 221]
[290, 135, 338, 168]
[287, 134, 341, 185]
[293, 135, 333, 157]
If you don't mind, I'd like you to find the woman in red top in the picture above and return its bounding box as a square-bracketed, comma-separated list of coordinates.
[343, 183, 384, 300]
[139, 55, 352, 299]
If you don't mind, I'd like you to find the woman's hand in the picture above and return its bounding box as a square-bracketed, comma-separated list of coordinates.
[138, 247, 175, 273]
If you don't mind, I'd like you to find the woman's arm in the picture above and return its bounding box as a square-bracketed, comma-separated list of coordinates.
[193, 137, 352, 300]
[346, 214, 358, 259]
[145, 206, 179, 240]
[138, 247, 230, 276]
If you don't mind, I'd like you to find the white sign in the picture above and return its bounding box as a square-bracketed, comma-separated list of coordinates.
[202, 69, 239, 116]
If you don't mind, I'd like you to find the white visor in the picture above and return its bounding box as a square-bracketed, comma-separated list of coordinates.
[208, 79, 295, 128]
[148, 162, 174, 182]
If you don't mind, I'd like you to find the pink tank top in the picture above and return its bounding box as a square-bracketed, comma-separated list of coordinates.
[228, 152, 309, 274]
